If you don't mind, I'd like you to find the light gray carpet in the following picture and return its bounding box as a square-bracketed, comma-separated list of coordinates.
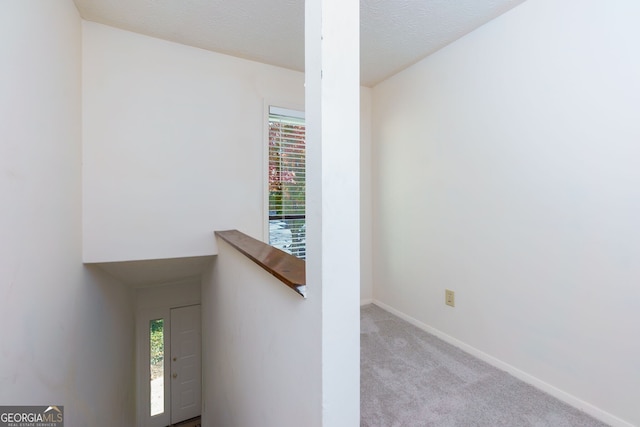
[361, 304, 609, 427]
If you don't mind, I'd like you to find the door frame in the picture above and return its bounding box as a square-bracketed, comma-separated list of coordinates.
[137, 307, 172, 427]
[135, 280, 201, 427]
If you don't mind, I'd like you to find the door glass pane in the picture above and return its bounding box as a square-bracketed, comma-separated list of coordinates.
[150, 319, 164, 416]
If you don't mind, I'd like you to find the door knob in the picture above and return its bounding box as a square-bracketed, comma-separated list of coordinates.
[172, 373, 177, 379]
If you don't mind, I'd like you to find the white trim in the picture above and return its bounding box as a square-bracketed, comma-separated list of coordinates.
[262, 100, 271, 243]
[360, 298, 373, 306]
[269, 105, 305, 120]
[371, 299, 635, 427]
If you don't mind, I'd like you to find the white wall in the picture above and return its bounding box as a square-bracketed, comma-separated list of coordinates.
[360, 87, 374, 304]
[201, 241, 322, 426]
[372, 0, 640, 425]
[135, 278, 201, 311]
[81, 23, 375, 303]
[82, 22, 305, 263]
[81, 18, 370, 424]
[0, 2, 135, 426]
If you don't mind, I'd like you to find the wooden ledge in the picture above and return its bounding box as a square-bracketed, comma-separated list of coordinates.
[215, 230, 306, 298]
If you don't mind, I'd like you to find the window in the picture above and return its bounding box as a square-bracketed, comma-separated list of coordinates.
[268, 106, 306, 259]
[149, 318, 164, 416]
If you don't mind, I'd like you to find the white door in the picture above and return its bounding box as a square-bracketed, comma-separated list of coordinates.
[170, 305, 201, 424]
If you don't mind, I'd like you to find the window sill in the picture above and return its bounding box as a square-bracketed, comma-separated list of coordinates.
[215, 230, 306, 298]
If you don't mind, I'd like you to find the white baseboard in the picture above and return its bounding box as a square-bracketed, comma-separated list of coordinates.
[360, 298, 374, 306]
[371, 299, 634, 427]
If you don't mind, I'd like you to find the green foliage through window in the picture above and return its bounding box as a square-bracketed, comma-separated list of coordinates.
[150, 319, 164, 368]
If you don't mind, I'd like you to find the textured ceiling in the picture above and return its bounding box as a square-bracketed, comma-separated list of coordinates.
[74, 0, 525, 87]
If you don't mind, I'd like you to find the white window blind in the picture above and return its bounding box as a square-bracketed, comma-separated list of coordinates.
[268, 106, 306, 259]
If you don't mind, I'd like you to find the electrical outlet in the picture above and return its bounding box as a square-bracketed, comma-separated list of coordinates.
[445, 289, 455, 307]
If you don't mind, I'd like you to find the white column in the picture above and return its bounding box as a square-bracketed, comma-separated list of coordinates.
[305, 0, 360, 424]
